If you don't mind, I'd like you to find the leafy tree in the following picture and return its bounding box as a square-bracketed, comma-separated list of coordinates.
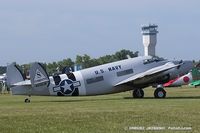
[0, 66, 6, 74]
[98, 55, 115, 64]
[75, 55, 84, 66]
[46, 62, 59, 75]
[113, 49, 138, 61]
[75, 54, 95, 68]
[89, 58, 100, 67]
[57, 58, 74, 71]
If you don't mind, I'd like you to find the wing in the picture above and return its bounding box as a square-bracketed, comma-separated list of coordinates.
[115, 62, 180, 86]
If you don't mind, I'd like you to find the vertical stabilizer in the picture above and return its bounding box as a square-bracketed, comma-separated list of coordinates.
[29, 63, 50, 88]
[192, 67, 200, 81]
[6, 63, 25, 87]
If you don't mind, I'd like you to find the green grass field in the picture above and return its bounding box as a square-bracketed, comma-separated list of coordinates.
[0, 87, 200, 133]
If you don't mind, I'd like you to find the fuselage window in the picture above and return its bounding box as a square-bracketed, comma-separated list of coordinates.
[86, 76, 104, 84]
[117, 69, 133, 77]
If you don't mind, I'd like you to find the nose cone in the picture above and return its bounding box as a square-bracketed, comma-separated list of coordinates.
[179, 61, 193, 75]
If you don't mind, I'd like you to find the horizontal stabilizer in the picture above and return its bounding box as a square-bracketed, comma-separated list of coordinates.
[189, 80, 200, 87]
[12, 80, 31, 86]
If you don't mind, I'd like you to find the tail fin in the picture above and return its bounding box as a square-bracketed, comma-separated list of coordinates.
[29, 62, 50, 88]
[192, 67, 200, 81]
[6, 63, 25, 87]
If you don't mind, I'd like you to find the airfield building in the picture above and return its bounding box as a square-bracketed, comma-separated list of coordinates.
[142, 24, 158, 56]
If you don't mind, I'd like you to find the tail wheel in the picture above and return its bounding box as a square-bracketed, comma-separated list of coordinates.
[24, 95, 31, 103]
[24, 98, 30, 103]
[133, 89, 144, 98]
[154, 88, 166, 98]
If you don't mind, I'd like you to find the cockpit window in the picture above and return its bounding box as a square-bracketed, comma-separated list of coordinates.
[143, 57, 165, 64]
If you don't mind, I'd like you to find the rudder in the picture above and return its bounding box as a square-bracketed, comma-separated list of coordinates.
[192, 67, 200, 81]
[29, 62, 50, 88]
[6, 63, 25, 87]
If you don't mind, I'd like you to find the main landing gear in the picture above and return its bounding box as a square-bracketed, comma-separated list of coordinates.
[132, 89, 144, 98]
[132, 85, 166, 98]
[154, 86, 166, 98]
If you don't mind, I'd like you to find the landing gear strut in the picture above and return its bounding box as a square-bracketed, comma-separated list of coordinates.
[133, 89, 144, 98]
[24, 95, 31, 103]
[154, 86, 166, 98]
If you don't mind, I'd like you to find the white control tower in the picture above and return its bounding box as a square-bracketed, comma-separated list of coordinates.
[142, 24, 158, 56]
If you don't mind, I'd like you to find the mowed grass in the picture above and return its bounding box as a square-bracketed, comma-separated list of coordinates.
[0, 87, 200, 133]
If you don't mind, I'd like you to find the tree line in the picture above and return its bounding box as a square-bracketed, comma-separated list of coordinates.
[0, 49, 199, 75]
[0, 49, 139, 75]
[45, 49, 139, 75]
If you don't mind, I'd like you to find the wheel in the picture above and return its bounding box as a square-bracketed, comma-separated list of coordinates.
[133, 89, 144, 98]
[154, 88, 166, 98]
[25, 98, 30, 103]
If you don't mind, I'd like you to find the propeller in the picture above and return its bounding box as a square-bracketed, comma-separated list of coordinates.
[177, 60, 183, 69]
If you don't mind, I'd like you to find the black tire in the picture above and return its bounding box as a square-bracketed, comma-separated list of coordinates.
[25, 98, 30, 103]
[133, 89, 144, 98]
[154, 88, 166, 98]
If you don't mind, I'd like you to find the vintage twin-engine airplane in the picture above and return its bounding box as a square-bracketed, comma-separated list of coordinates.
[6, 56, 192, 102]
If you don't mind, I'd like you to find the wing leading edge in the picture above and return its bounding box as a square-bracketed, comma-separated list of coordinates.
[115, 62, 180, 86]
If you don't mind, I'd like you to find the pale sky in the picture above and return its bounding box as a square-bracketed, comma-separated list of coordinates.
[0, 0, 199, 65]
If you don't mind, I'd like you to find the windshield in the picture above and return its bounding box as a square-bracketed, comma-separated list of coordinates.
[143, 56, 165, 64]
